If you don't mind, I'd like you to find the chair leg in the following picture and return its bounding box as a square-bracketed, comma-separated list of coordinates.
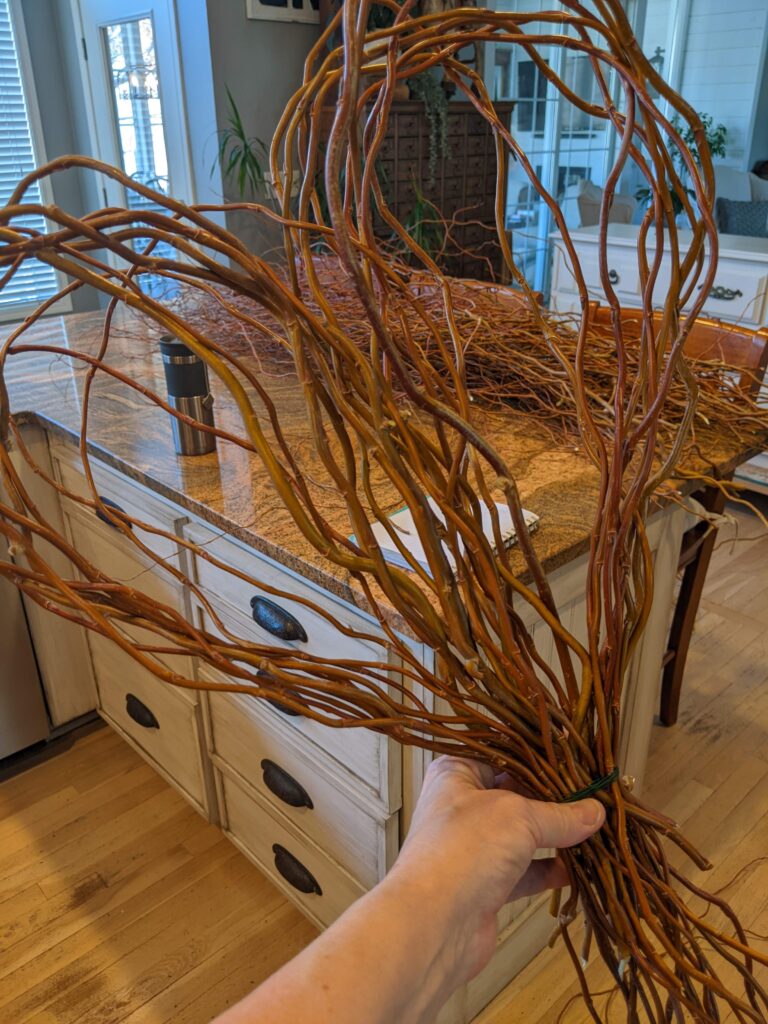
[659, 485, 727, 727]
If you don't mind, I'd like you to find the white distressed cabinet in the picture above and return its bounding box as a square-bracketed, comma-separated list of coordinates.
[18, 428, 683, 1023]
[550, 224, 768, 326]
[549, 223, 768, 493]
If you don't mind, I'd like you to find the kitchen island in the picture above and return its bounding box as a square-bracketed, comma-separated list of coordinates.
[1, 307, 755, 1022]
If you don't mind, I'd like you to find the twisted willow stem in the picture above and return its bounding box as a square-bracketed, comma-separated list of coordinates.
[1, 2, 767, 1019]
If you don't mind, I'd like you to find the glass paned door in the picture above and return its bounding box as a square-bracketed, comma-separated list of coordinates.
[104, 18, 169, 199]
[76, 0, 191, 297]
[490, 0, 629, 295]
[0, 0, 59, 316]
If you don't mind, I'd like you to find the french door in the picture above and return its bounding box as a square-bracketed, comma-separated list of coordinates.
[74, 0, 192, 205]
[73, 0, 192, 295]
[487, 0, 678, 296]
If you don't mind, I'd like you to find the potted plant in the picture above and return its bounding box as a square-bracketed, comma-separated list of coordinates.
[635, 111, 727, 216]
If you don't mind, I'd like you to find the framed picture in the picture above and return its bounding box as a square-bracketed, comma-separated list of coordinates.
[245, 0, 319, 24]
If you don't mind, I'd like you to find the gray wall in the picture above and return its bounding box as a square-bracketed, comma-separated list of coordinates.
[176, 0, 225, 218]
[204, 1, 318, 253]
[747, 42, 768, 172]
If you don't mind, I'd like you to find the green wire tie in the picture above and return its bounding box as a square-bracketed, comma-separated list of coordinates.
[561, 766, 620, 803]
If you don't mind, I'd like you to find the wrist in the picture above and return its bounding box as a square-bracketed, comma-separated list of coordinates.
[374, 863, 477, 1016]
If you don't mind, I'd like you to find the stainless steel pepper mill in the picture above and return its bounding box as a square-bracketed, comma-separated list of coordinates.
[159, 334, 217, 456]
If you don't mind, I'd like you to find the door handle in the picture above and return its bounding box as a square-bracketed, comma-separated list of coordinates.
[272, 844, 322, 895]
[96, 496, 133, 530]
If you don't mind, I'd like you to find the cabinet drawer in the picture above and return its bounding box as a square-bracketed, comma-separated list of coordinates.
[219, 768, 366, 928]
[209, 690, 398, 887]
[51, 444, 183, 561]
[200, 662, 399, 812]
[581, 248, 640, 298]
[64, 505, 186, 613]
[695, 266, 767, 325]
[90, 635, 208, 813]
[182, 521, 387, 667]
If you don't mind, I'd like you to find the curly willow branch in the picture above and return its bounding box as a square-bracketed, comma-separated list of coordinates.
[1, 1, 767, 1019]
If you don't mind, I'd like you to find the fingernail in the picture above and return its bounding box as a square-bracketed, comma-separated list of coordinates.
[577, 799, 604, 829]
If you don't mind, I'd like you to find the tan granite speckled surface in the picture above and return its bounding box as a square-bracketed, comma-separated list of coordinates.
[3, 308, 755, 626]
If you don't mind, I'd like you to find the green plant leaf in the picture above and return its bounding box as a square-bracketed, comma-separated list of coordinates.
[212, 88, 268, 199]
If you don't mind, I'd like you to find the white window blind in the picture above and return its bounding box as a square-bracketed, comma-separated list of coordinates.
[0, 0, 58, 311]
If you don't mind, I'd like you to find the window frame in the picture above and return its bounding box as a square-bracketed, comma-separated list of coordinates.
[1, 0, 73, 324]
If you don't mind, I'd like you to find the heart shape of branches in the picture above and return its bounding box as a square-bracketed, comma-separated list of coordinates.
[1, 1, 767, 1019]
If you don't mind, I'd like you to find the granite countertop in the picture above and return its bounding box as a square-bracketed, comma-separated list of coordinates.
[2, 307, 756, 625]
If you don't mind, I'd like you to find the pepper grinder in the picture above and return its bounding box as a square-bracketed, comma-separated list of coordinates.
[159, 334, 217, 456]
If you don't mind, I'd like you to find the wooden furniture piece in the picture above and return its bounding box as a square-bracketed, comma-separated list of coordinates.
[371, 101, 515, 280]
[550, 223, 768, 492]
[589, 306, 768, 726]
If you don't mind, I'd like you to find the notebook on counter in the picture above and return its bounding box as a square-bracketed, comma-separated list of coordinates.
[353, 498, 539, 576]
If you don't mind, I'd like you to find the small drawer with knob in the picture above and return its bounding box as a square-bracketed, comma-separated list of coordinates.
[63, 506, 188, 619]
[578, 249, 640, 299]
[208, 689, 399, 886]
[217, 767, 367, 927]
[694, 264, 767, 325]
[89, 634, 210, 816]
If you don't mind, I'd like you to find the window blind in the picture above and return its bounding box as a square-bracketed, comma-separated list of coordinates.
[0, 0, 58, 311]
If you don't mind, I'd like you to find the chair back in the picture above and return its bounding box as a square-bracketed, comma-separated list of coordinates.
[588, 304, 768, 398]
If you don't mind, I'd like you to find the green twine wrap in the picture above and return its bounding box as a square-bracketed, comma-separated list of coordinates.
[562, 767, 620, 803]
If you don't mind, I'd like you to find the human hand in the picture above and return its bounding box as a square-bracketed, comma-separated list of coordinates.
[387, 755, 605, 985]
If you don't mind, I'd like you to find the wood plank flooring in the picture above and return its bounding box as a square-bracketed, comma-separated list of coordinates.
[1, 499, 766, 1023]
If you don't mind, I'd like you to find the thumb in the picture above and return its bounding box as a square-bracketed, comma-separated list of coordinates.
[523, 797, 605, 850]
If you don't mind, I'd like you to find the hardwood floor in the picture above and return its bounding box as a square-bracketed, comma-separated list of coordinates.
[1, 500, 766, 1023]
[0, 727, 316, 1023]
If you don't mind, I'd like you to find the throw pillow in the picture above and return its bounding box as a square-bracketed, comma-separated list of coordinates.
[715, 197, 768, 237]
[749, 172, 768, 201]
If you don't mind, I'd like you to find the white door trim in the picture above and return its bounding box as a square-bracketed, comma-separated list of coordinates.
[70, 0, 195, 207]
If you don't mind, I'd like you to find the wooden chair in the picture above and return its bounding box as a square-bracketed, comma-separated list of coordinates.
[589, 305, 768, 725]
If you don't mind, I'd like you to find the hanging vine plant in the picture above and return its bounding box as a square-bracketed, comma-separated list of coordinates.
[407, 70, 450, 187]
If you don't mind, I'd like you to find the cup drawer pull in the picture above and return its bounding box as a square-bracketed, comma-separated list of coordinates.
[96, 496, 133, 530]
[261, 759, 314, 809]
[267, 696, 303, 718]
[125, 693, 159, 729]
[272, 844, 323, 895]
[250, 596, 308, 642]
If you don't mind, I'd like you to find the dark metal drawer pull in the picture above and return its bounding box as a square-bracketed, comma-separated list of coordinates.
[96, 496, 133, 530]
[261, 759, 314, 809]
[607, 269, 619, 285]
[710, 285, 743, 302]
[267, 695, 303, 718]
[272, 844, 322, 895]
[250, 596, 308, 642]
[125, 693, 159, 729]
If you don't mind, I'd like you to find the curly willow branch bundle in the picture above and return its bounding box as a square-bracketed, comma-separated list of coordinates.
[1, 1, 767, 1019]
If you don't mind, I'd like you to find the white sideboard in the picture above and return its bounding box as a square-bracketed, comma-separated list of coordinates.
[549, 224, 768, 493]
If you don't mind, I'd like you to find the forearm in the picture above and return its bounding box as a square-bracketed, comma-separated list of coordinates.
[213, 871, 460, 1024]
